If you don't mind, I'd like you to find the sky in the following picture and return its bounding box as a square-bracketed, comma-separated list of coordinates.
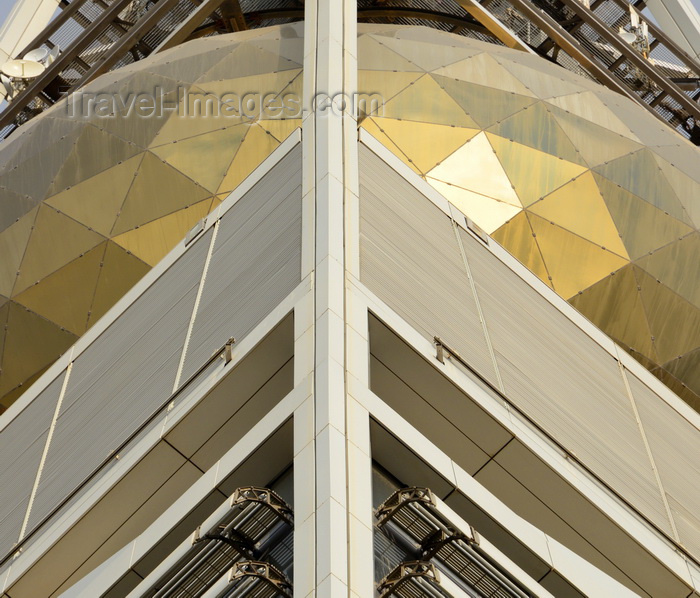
[0, 0, 11, 26]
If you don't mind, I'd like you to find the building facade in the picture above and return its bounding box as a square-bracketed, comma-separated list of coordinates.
[0, 2, 699, 597]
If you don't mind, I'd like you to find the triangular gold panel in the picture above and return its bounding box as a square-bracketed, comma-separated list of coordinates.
[434, 75, 537, 128]
[529, 212, 628, 298]
[372, 119, 479, 174]
[546, 92, 638, 140]
[663, 348, 700, 406]
[428, 132, 522, 208]
[1, 125, 85, 202]
[88, 242, 150, 327]
[595, 173, 693, 260]
[635, 265, 700, 363]
[433, 53, 536, 97]
[594, 149, 691, 225]
[140, 45, 237, 84]
[652, 154, 700, 228]
[375, 35, 482, 72]
[488, 102, 585, 165]
[257, 119, 300, 144]
[491, 211, 552, 287]
[113, 198, 214, 266]
[0, 187, 37, 232]
[360, 119, 421, 175]
[151, 125, 249, 193]
[0, 301, 77, 397]
[359, 35, 425, 71]
[570, 264, 656, 361]
[488, 133, 587, 207]
[146, 84, 243, 148]
[195, 43, 302, 84]
[0, 207, 38, 297]
[217, 124, 281, 193]
[358, 70, 423, 108]
[14, 242, 107, 335]
[15, 206, 106, 295]
[46, 125, 142, 196]
[45, 154, 144, 237]
[495, 57, 587, 99]
[381, 75, 478, 127]
[548, 105, 643, 167]
[635, 234, 700, 309]
[111, 152, 211, 235]
[428, 179, 521, 234]
[529, 172, 628, 259]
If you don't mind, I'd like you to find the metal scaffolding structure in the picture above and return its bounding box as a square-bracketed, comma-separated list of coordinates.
[0, 0, 699, 140]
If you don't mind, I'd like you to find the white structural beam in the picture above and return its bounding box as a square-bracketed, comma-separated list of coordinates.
[645, 0, 700, 61]
[299, 0, 370, 595]
[57, 378, 310, 598]
[352, 377, 643, 598]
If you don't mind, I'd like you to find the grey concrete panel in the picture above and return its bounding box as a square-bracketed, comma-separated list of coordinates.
[25, 228, 214, 534]
[359, 139, 673, 542]
[359, 144, 500, 387]
[628, 372, 700, 558]
[181, 145, 302, 382]
[459, 227, 674, 538]
[0, 373, 64, 554]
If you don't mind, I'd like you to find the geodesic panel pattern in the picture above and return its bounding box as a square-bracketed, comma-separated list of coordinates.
[356, 26, 700, 411]
[0, 25, 302, 411]
[2, 22, 700, 413]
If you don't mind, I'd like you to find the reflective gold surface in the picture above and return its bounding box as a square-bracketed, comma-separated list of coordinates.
[2, 23, 700, 413]
[356, 26, 700, 411]
[0, 25, 302, 411]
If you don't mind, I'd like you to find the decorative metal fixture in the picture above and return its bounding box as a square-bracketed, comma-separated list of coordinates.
[377, 561, 447, 598]
[226, 561, 292, 598]
[376, 487, 532, 598]
[145, 487, 293, 598]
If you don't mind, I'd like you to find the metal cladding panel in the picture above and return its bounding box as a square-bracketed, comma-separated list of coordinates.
[180, 146, 302, 382]
[458, 228, 674, 536]
[0, 374, 63, 552]
[25, 229, 213, 533]
[627, 373, 700, 557]
[358, 142, 675, 538]
[358, 145, 499, 386]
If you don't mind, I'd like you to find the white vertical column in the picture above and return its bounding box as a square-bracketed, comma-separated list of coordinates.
[345, 292, 374, 598]
[295, 0, 370, 595]
[310, 0, 350, 591]
[338, 21, 374, 597]
[294, 287, 317, 598]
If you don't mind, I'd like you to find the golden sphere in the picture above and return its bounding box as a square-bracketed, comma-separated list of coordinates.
[0, 26, 303, 410]
[357, 26, 700, 411]
[1, 23, 699, 412]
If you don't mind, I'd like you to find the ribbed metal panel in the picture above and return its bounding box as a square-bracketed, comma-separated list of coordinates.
[25, 230, 213, 533]
[358, 141, 673, 537]
[359, 145, 498, 386]
[0, 374, 64, 552]
[458, 228, 673, 536]
[180, 146, 302, 382]
[628, 373, 700, 556]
